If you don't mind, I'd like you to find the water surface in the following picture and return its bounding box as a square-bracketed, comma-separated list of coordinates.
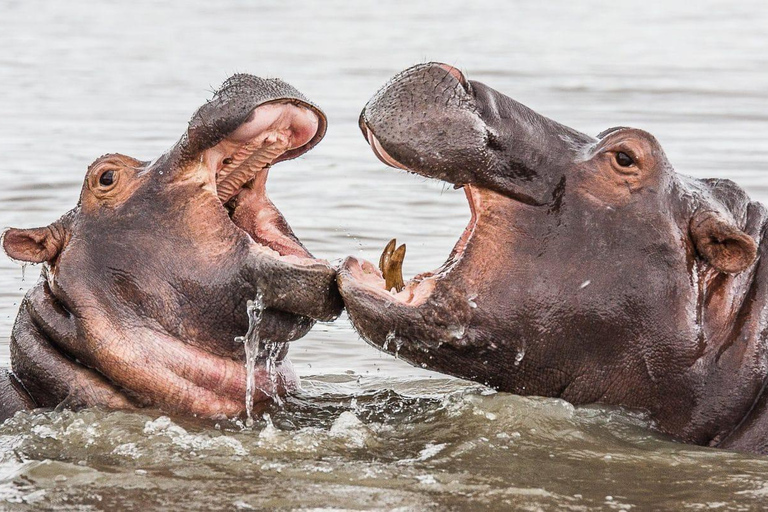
[1, 0, 767, 509]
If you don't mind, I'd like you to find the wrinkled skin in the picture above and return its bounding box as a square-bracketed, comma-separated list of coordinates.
[340, 63, 768, 453]
[1, 74, 342, 420]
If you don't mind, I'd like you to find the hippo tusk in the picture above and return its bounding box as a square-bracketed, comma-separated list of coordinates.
[379, 238, 406, 293]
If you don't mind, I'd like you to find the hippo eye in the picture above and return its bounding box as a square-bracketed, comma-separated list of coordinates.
[615, 152, 635, 167]
[99, 170, 115, 187]
[222, 157, 233, 166]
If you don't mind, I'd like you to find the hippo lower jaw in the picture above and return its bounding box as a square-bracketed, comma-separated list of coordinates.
[342, 124, 502, 307]
[341, 175, 481, 308]
[196, 101, 343, 322]
[338, 131, 514, 364]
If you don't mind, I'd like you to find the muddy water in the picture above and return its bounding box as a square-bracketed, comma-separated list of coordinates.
[1, 0, 767, 510]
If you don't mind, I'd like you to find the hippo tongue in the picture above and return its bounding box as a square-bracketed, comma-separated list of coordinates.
[227, 169, 314, 260]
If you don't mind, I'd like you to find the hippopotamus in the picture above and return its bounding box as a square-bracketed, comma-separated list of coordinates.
[339, 62, 768, 454]
[0, 74, 341, 420]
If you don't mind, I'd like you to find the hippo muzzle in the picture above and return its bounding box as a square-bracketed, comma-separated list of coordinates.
[2, 74, 342, 418]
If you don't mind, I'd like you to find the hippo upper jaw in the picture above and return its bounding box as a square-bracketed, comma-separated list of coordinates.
[160, 77, 343, 321]
[358, 63, 595, 207]
[183, 94, 323, 262]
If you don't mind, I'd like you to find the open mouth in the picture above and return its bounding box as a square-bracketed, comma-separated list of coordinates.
[349, 125, 481, 307]
[201, 101, 325, 264]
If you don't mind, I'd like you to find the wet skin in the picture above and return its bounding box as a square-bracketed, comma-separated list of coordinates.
[0, 74, 342, 420]
[339, 63, 768, 453]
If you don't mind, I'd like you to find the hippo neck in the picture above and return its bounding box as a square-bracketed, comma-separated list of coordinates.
[701, 202, 768, 449]
[450, 187, 768, 445]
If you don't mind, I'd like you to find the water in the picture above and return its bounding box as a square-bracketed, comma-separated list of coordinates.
[234, 292, 284, 424]
[0, 0, 767, 509]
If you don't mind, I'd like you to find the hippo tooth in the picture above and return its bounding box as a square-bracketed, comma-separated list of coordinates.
[379, 238, 395, 273]
[379, 238, 406, 293]
[217, 143, 256, 184]
[216, 138, 289, 203]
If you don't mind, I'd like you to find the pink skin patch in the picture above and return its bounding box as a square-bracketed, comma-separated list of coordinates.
[366, 126, 409, 170]
[437, 63, 468, 89]
[203, 102, 319, 174]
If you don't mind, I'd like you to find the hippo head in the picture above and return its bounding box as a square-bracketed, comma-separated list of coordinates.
[3, 74, 342, 417]
[339, 63, 768, 446]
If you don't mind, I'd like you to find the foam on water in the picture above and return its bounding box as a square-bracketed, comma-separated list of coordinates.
[1, 381, 768, 510]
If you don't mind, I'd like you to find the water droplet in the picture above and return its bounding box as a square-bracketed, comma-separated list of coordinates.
[579, 280, 591, 289]
[514, 348, 526, 366]
[383, 331, 396, 351]
[448, 325, 465, 340]
[394, 337, 404, 358]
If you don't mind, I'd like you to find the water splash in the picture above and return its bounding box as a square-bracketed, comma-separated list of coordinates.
[449, 325, 466, 340]
[261, 340, 284, 408]
[383, 331, 396, 352]
[394, 337, 404, 359]
[235, 291, 283, 426]
[514, 347, 526, 366]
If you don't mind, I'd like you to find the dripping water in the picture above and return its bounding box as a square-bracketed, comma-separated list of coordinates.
[235, 291, 283, 426]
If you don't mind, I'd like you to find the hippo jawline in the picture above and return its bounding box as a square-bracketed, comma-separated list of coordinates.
[345, 127, 486, 307]
[203, 100, 323, 263]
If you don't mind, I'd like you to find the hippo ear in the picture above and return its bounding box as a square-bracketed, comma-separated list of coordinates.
[2, 226, 62, 263]
[690, 210, 758, 274]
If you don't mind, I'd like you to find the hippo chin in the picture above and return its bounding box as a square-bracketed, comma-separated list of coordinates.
[1, 74, 342, 420]
[339, 63, 768, 453]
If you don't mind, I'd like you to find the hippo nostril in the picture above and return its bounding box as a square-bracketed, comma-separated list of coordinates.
[437, 63, 469, 91]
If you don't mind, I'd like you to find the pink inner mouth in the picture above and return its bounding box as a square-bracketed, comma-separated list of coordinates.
[366, 127, 409, 170]
[349, 129, 480, 306]
[204, 102, 320, 196]
[201, 102, 324, 263]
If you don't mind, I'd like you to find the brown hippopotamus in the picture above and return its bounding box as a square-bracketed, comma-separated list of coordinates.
[0, 74, 341, 420]
[339, 62, 768, 454]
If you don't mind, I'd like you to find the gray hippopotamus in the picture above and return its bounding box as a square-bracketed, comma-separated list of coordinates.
[339, 63, 768, 454]
[0, 74, 341, 420]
